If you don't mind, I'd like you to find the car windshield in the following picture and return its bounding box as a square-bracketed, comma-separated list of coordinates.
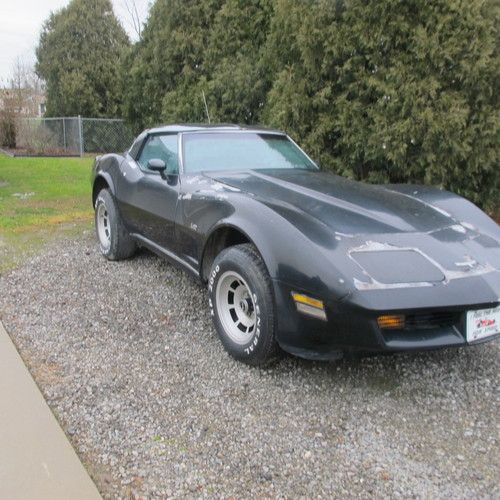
[182, 132, 317, 172]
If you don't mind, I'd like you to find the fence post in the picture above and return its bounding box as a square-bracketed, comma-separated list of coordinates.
[77, 115, 84, 157]
[62, 118, 67, 151]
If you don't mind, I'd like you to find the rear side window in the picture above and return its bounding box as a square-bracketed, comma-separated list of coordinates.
[138, 134, 179, 173]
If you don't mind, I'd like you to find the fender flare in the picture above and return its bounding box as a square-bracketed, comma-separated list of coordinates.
[92, 172, 116, 207]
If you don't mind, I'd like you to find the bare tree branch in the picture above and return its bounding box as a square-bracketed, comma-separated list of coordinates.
[10, 56, 42, 92]
[6, 57, 44, 116]
[122, 0, 142, 39]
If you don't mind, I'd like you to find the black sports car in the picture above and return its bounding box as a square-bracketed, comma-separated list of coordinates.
[91, 124, 500, 365]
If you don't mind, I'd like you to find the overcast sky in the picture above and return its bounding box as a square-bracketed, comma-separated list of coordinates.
[0, 0, 150, 85]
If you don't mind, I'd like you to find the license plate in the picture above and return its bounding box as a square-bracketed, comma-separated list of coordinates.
[466, 305, 500, 342]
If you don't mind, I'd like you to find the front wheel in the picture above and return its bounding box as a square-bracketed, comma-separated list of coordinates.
[208, 244, 280, 366]
[95, 189, 136, 260]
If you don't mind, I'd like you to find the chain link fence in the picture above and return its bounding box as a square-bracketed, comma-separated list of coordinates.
[12, 116, 134, 156]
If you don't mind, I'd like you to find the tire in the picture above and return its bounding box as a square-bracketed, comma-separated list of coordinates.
[94, 188, 136, 260]
[208, 243, 280, 366]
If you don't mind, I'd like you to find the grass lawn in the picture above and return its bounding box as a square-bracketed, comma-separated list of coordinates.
[0, 153, 94, 272]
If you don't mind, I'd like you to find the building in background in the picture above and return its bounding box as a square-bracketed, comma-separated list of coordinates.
[0, 87, 46, 117]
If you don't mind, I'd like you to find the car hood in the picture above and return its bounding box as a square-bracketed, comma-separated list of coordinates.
[205, 169, 456, 235]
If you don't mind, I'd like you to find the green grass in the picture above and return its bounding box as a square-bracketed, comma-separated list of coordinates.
[0, 153, 94, 271]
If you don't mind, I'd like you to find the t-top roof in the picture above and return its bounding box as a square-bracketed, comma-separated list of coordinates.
[146, 123, 286, 135]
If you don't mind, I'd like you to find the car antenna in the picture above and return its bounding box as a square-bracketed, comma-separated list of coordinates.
[202, 90, 211, 124]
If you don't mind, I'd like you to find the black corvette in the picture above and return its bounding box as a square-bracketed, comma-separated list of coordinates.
[91, 124, 500, 365]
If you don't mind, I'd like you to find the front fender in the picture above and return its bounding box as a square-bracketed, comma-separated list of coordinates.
[91, 154, 124, 205]
[386, 184, 499, 237]
[205, 196, 353, 301]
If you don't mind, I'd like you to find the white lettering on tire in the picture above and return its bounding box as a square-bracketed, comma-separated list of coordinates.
[244, 293, 260, 355]
[208, 264, 220, 293]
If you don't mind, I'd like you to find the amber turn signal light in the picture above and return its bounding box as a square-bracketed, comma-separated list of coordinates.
[377, 314, 405, 329]
[291, 292, 327, 321]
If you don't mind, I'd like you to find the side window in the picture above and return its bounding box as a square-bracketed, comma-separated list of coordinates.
[137, 134, 179, 173]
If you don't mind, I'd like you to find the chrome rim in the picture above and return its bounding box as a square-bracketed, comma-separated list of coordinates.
[216, 271, 256, 345]
[96, 201, 111, 250]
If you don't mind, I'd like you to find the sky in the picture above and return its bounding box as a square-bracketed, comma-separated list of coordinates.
[0, 0, 150, 85]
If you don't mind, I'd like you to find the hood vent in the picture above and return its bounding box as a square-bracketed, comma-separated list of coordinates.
[351, 249, 444, 284]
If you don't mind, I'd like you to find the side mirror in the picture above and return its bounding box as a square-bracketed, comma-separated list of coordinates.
[147, 158, 166, 175]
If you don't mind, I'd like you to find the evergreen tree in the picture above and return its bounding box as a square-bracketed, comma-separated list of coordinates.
[123, 0, 499, 211]
[122, 0, 224, 130]
[36, 0, 129, 117]
[263, 0, 499, 210]
[202, 0, 274, 123]
[123, 0, 273, 129]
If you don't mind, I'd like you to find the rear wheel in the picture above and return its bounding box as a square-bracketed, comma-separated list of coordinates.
[94, 189, 136, 260]
[208, 244, 280, 366]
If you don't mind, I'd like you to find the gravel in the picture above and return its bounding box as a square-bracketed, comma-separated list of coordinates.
[0, 230, 499, 498]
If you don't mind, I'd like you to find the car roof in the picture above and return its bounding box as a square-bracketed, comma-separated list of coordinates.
[146, 123, 286, 135]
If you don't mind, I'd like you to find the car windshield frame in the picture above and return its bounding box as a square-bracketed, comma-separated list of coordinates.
[180, 131, 318, 174]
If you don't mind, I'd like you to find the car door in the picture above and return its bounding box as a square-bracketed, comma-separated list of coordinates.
[117, 133, 180, 251]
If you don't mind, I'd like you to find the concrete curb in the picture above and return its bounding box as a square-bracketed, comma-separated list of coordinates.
[0, 321, 101, 500]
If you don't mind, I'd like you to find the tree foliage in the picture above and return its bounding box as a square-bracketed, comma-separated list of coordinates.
[122, 0, 274, 130]
[36, 0, 129, 117]
[263, 0, 499, 210]
[122, 0, 499, 211]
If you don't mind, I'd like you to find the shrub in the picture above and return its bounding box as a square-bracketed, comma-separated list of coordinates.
[0, 111, 17, 148]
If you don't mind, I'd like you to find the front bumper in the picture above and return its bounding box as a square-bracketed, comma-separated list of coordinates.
[272, 279, 500, 360]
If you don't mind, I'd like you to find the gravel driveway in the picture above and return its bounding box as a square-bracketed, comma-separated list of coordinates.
[0, 230, 498, 498]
